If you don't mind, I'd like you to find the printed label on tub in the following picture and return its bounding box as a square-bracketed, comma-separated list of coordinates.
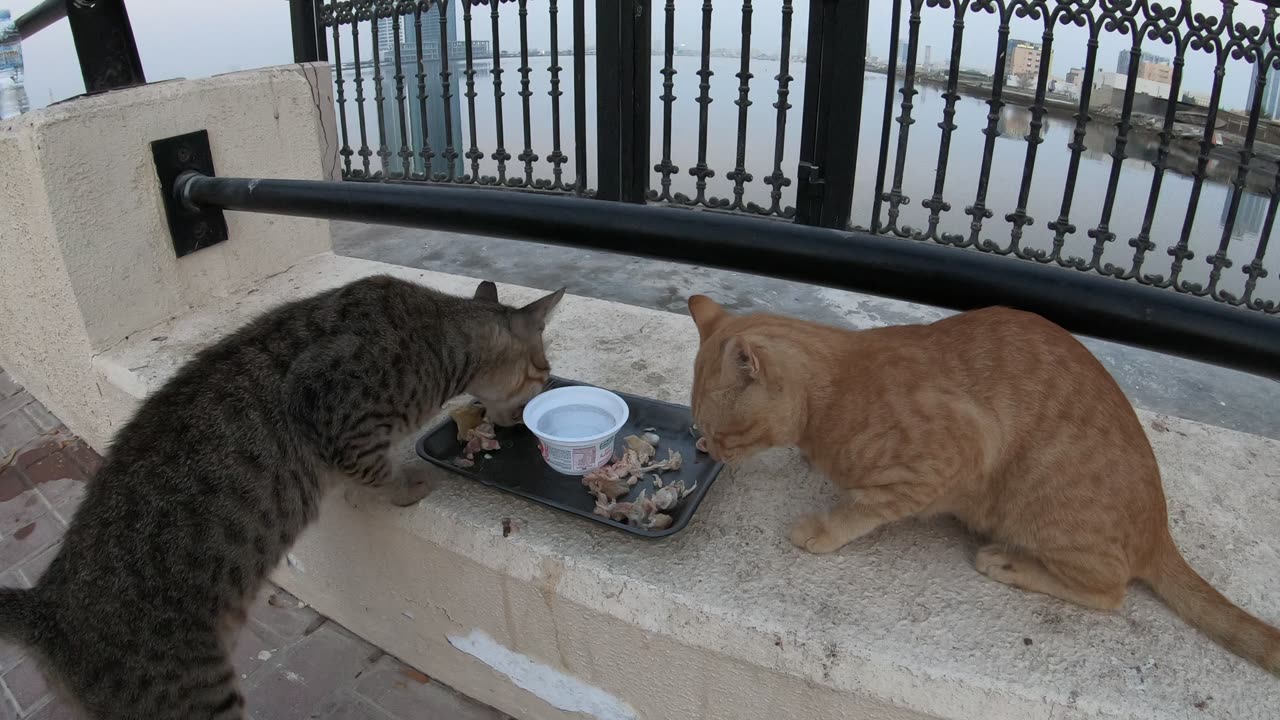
[540, 441, 614, 473]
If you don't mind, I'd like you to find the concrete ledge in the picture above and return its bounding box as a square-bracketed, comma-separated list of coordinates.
[97, 253, 1280, 719]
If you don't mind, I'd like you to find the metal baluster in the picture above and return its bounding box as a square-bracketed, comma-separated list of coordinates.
[1131, 46, 1187, 285]
[516, 0, 538, 187]
[547, 0, 569, 191]
[1243, 162, 1277, 312]
[1209, 36, 1273, 301]
[393, 4, 412, 179]
[921, 0, 969, 244]
[758, 0, 793, 218]
[652, 0, 679, 203]
[352, 2, 373, 178]
[331, 2, 355, 178]
[962, 3, 1012, 249]
[573, 0, 587, 194]
[412, 1, 434, 181]
[462, 0, 483, 183]
[1048, 21, 1101, 266]
[1168, 52, 1228, 294]
[371, 3, 391, 178]
[686, 0, 716, 207]
[490, 0, 512, 186]
[1085, 41, 1149, 273]
[870, 0, 904, 233]
[723, 0, 755, 212]
[436, 0, 459, 181]
[1001, 20, 1056, 258]
[883, 0, 924, 238]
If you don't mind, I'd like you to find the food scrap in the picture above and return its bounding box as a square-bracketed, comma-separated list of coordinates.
[582, 432, 688, 529]
[451, 403, 500, 467]
[449, 403, 486, 442]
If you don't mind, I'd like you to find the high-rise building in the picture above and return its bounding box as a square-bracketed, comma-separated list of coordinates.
[1117, 50, 1173, 85]
[374, 8, 465, 178]
[1248, 62, 1280, 120]
[1006, 39, 1048, 82]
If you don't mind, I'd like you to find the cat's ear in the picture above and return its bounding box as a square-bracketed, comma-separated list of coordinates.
[724, 335, 761, 380]
[688, 295, 729, 342]
[518, 287, 567, 328]
[474, 281, 499, 303]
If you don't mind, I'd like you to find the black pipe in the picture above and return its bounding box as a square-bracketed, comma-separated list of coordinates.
[15, 0, 64, 40]
[176, 173, 1280, 380]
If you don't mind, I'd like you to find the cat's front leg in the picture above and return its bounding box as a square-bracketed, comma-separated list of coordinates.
[789, 475, 942, 554]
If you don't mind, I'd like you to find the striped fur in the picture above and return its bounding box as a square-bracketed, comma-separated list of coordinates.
[0, 276, 563, 719]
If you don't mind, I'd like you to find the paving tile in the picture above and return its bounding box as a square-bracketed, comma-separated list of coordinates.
[244, 623, 379, 720]
[0, 519, 63, 574]
[0, 374, 20, 401]
[248, 588, 323, 643]
[232, 621, 285, 684]
[17, 542, 62, 587]
[0, 486, 54, 540]
[19, 405, 59, 434]
[26, 697, 79, 720]
[1, 656, 51, 716]
[0, 392, 32, 423]
[308, 691, 395, 720]
[354, 655, 505, 720]
[60, 441, 101, 477]
[0, 414, 39, 458]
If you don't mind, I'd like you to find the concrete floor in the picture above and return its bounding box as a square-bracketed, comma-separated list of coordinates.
[333, 221, 1280, 441]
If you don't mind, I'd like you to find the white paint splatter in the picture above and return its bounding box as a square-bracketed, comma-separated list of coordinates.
[257, 650, 272, 661]
[284, 671, 304, 683]
[402, 611, 415, 620]
[447, 629, 637, 720]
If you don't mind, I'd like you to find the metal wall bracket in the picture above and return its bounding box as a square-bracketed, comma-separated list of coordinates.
[152, 131, 228, 258]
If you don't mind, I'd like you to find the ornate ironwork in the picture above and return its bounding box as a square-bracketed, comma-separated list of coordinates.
[316, 0, 1279, 313]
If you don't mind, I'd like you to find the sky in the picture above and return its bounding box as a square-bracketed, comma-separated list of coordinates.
[3, 0, 1272, 112]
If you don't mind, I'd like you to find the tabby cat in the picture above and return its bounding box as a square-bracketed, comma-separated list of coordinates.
[0, 276, 564, 719]
[687, 295, 1279, 673]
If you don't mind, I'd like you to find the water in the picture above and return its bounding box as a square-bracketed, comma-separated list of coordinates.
[537, 403, 616, 439]
[335, 55, 1279, 306]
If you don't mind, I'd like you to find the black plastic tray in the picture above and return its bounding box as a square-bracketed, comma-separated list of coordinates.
[416, 377, 723, 538]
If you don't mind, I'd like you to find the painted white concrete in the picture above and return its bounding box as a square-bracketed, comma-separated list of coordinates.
[0, 64, 337, 447]
[96, 252, 1280, 720]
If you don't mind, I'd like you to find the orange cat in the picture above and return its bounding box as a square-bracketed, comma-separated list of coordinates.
[687, 295, 1280, 673]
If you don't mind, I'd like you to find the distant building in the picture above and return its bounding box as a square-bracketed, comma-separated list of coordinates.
[0, 9, 21, 75]
[1247, 62, 1280, 119]
[1117, 50, 1168, 75]
[1006, 39, 1048, 83]
[1220, 186, 1267, 238]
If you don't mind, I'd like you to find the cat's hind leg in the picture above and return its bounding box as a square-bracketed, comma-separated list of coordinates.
[975, 544, 1128, 611]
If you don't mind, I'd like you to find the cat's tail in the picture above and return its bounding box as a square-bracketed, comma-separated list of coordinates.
[1144, 533, 1280, 675]
[0, 588, 40, 647]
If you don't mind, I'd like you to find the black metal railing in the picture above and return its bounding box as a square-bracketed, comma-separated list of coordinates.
[865, 0, 1280, 315]
[11, 0, 1280, 380]
[15, 0, 144, 94]
[306, 0, 1280, 315]
[316, 0, 592, 192]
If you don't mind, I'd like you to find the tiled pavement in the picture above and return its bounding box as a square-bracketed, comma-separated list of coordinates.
[0, 368, 509, 720]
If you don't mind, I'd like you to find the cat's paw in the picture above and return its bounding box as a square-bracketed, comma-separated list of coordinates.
[788, 512, 847, 554]
[388, 465, 432, 507]
[974, 545, 1022, 584]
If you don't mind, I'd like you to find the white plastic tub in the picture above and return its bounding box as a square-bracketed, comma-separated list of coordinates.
[522, 385, 630, 475]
